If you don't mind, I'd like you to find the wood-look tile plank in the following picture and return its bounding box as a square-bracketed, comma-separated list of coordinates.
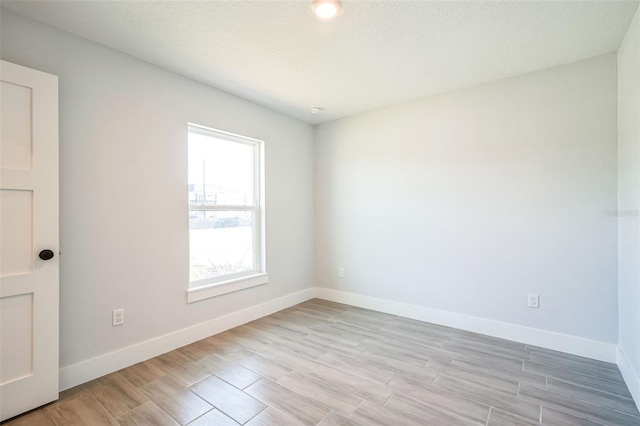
[147, 351, 212, 388]
[196, 333, 236, 351]
[209, 329, 250, 346]
[307, 324, 367, 348]
[307, 299, 351, 313]
[301, 334, 364, 359]
[335, 313, 389, 331]
[303, 362, 395, 405]
[356, 350, 441, 375]
[119, 360, 166, 388]
[453, 330, 527, 351]
[316, 412, 358, 426]
[253, 315, 312, 336]
[317, 352, 395, 384]
[540, 406, 604, 426]
[58, 384, 88, 401]
[432, 375, 541, 422]
[348, 400, 423, 426]
[438, 364, 520, 395]
[190, 375, 266, 424]
[244, 407, 305, 426]
[47, 393, 119, 426]
[443, 337, 530, 363]
[523, 360, 632, 398]
[296, 306, 343, 320]
[451, 356, 547, 389]
[345, 305, 396, 320]
[329, 321, 386, 341]
[264, 333, 329, 360]
[326, 323, 379, 344]
[380, 327, 450, 348]
[223, 328, 272, 353]
[454, 351, 525, 371]
[346, 306, 390, 318]
[176, 339, 219, 362]
[232, 323, 277, 341]
[384, 392, 483, 426]
[529, 349, 620, 372]
[151, 350, 198, 371]
[244, 318, 309, 341]
[361, 335, 457, 364]
[271, 310, 335, 329]
[141, 376, 212, 425]
[115, 401, 180, 426]
[356, 339, 430, 367]
[380, 322, 453, 346]
[386, 366, 439, 393]
[245, 379, 331, 425]
[252, 344, 320, 375]
[200, 332, 245, 356]
[546, 377, 639, 416]
[519, 383, 640, 426]
[403, 385, 491, 424]
[186, 409, 239, 426]
[487, 408, 540, 426]
[1, 407, 56, 426]
[390, 315, 456, 336]
[221, 349, 292, 381]
[530, 352, 625, 383]
[85, 372, 149, 418]
[526, 345, 619, 373]
[198, 353, 262, 389]
[277, 372, 363, 416]
[384, 335, 457, 363]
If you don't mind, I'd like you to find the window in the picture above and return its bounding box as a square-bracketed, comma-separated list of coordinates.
[187, 124, 266, 302]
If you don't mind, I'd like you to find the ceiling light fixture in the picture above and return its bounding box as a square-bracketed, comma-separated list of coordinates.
[310, 106, 324, 114]
[311, 0, 342, 20]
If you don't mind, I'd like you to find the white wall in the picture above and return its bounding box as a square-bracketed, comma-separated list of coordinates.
[617, 5, 640, 405]
[315, 54, 618, 344]
[0, 11, 314, 369]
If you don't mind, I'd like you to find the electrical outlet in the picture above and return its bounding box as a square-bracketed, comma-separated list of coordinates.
[112, 308, 125, 326]
[338, 267, 344, 278]
[528, 294, 539, 308]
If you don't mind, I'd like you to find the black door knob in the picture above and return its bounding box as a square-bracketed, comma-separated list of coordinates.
[39, 250, 54, 260]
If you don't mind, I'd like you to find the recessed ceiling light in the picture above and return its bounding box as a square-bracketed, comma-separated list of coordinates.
[311, 0, 342, 20]
[310, 106, 324, 114]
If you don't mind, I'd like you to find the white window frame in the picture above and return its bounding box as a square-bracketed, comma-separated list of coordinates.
[187, 123, 267, 303]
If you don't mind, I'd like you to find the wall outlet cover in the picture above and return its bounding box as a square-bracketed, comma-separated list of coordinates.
[112, 308, 125, 326]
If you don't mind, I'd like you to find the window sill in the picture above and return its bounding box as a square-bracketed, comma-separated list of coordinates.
[187, 273, 268, 303]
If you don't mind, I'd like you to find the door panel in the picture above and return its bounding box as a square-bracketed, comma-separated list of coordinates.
[0, 80, 33, 171]
[1, 189, 33, 276]
[0, 294, 33, 383]
[0, 60, 59, 422]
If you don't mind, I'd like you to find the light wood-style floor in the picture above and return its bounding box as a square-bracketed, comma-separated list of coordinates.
[3, 299, 639, 426]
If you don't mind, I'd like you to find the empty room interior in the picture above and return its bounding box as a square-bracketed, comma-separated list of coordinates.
[1, 0, 640, 425]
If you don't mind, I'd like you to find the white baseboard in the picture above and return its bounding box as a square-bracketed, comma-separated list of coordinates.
[617, 347, 640, 412]
[59, 287, 315, 391]
[59, 285, 623, 393]
[313, 287, 617, 363]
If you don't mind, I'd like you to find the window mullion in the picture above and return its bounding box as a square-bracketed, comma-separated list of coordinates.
[189, 205, 255, 212]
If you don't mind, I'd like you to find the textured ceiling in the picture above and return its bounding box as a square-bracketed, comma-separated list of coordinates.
[2, 1, 638, 124]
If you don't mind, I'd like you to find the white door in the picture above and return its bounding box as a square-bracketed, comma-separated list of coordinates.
[0, 60, 59, 421]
